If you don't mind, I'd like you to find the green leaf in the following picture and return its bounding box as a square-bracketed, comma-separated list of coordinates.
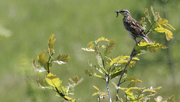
[110, 69, 125, 80]
[126, 76, 142, 83]
[127, 81, 135, 88]
[85, 69, 93, 76]
[37, 53, 49, 70]
[96, 53, 104, 68]
[48, 34, 56, 54]
[144, 8, 151, 24]
[151, 6, 159, 21]
[52, 54, 70, 65]
[104, 40, 116, 55]
[69, 76, 83, 85]
[37, 77, 52, 89]
[139, 17, 147, 30]
[167, 95, 175, 102]
[32, 59, 46, 72]
[46, 73, 62, 87]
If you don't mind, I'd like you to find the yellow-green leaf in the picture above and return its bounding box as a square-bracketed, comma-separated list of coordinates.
[93, 85, 99, 91]
[64, 96, 72, 101]
[96, 37, 109, 44]
[156, 86, 162, 90]
[150, 6, 159, 21]
[110, 56, 139, 67]
[32, 59, 46, 72]
[48, 34, 56, 54]
[127, 81, 135, 88]
[88, 41, 94, 49]
[104, 40, 116, 55]
[94, 73, 104, 79]
[37, 53, 49, 70]
[158, 18, 175, 30]
[154, 27, 173, 41]
[53, 54, 70, 65]
[37, 77, 52, 89]
[46, 73, 62, 87]
[140, 17, 147, 30]
[144, 8, 151, 24]
[92, 92, 99, 96]
[143, 89, 156, 93]
[167, 95, 175, 102]
[136, 41, 167, 54]
[125, 88, 136, 100]
[110, 56, 121, 66]
[69, 76, 83, 85]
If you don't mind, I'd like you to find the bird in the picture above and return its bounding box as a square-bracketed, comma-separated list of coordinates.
[116, 9, 153, 45]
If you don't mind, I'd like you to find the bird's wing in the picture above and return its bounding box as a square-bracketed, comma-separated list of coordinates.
[124, 17, 146, 37]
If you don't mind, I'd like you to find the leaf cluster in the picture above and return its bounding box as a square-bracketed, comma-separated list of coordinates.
[32, 34, 82, 102]
[82, 37, 140, 101]
[142, 6, 175, 41]
[82, 37, 139, 81]
[134, 41, 167, 56]
[114, 83, 174, 102]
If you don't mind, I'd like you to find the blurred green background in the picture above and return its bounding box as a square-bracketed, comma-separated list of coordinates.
[0, 0, 179, 101]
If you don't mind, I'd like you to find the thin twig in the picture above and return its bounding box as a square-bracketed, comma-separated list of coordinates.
[105, 74, 112, 102]
[55, 87, 69, 101]
[116, 44, 136, 101]
[146, 21, 156, 35]
[47, 53, 53, 73]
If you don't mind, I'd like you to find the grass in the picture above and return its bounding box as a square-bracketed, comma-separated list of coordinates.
[0, 0, 180, 101]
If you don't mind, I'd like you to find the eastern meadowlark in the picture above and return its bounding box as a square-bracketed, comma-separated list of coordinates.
[116, 9, 153, 44]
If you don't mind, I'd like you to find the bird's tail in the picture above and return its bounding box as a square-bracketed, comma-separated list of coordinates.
[143, 36, 153, 44]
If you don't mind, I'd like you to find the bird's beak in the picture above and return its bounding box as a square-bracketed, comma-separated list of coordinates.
[116, 10, 121, 18]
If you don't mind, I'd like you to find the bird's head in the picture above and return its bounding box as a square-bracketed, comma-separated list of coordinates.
[116, 9, 131, 17]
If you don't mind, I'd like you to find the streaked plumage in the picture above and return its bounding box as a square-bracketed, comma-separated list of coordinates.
[116, 9, 153, 44]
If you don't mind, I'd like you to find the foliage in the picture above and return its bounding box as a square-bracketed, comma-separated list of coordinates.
[82, 6, 175, 102]
[92, 85, 108, 101]
[141, 6, 175, 41]
[82, 37, 139, 82]
[31, 6, 175, 102]
[32, 34, 83, 102]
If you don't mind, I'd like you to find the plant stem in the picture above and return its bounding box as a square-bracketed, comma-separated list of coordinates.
[47, 53, 53, 73]
[105, 74, 112, 102]
[116, 45, 135, 101]
[55, 87, 69, 101]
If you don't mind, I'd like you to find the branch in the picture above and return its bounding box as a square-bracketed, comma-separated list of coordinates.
[116, 44, 136, 101]
[145, 21, 156, 35]
[47, 53, 53, 73]
[105, 74, 112, 102]
[55, 87, 69, 101]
